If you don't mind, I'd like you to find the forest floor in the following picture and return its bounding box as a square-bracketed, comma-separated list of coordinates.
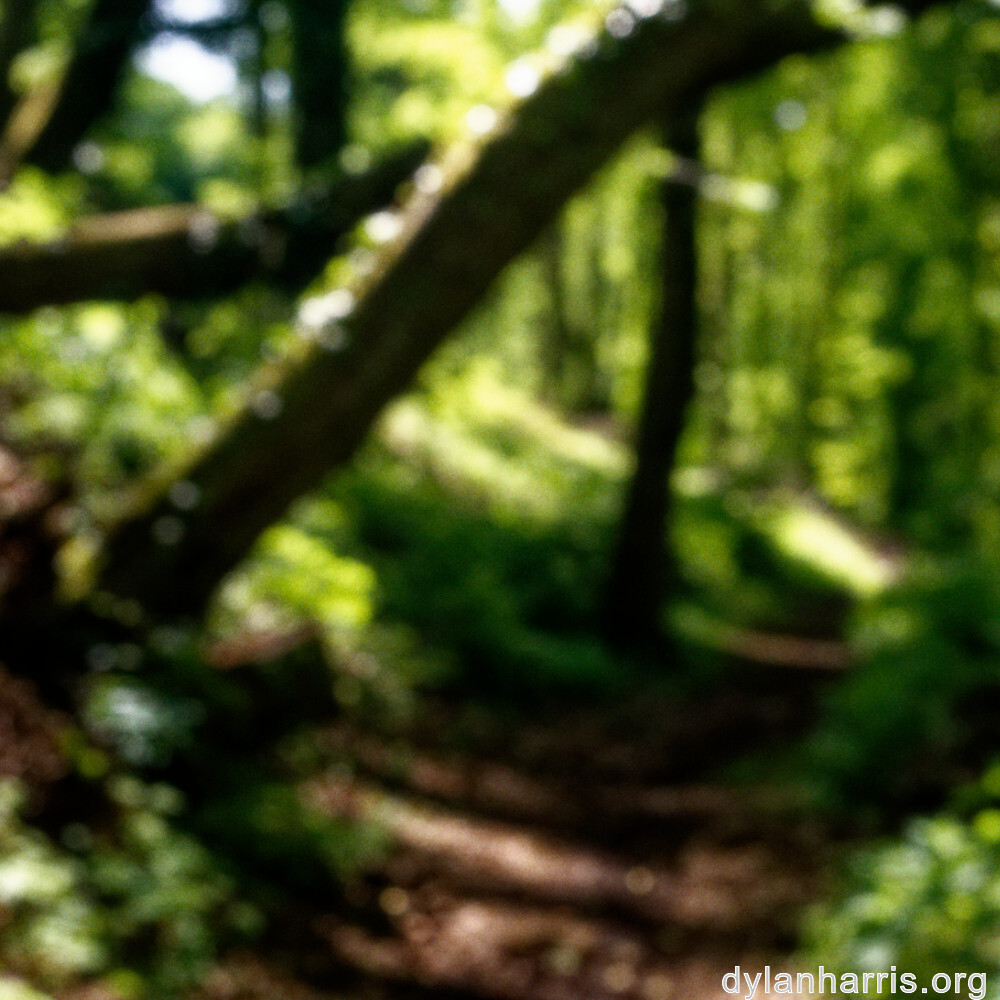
[188, 663, 853, 1000]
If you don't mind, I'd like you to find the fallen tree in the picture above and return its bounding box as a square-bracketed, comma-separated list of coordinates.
[94, 0, 942, 620]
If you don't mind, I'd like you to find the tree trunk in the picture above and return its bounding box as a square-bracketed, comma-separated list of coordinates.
[603, 112, 699, 650]
[290, 0, 350, 171]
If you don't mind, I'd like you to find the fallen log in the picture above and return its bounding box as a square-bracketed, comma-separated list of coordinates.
[95, 0, 942, 618]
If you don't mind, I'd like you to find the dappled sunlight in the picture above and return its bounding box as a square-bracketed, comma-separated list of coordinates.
[379, 382, 624, 525]
[303, 686, 826, 1000]
[432, 365, 628, 473]
[765, 504, 900, 598]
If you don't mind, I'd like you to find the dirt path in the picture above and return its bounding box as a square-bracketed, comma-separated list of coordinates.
[199, 671, 843, 1000]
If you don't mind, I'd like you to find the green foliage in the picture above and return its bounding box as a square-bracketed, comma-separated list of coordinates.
[216, 511, 377, 639]
[698, 4, 1000, 544]
[349, 0, 611, 149]
[0, 979, 55, 1000]
[0, 781, 103, 985]
[328, 370, 630, 694]
[673, 485, 890, 639]
[0, 168, 79, 245]
[190, 775, 387, 891]
[801, 560, 1000, 807]
[76, 632, 388, 892]
[802, 759, 1000, 981]
[192, 361, 635, 701]
[94, 775, 251, 998]
[0, 775, 256, 998]
[84, 675, 205, 769]
[0, 299, 206, 503]
[86, 76, 265, 209]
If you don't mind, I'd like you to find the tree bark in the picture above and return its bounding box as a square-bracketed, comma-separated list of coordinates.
[290, 0, 351, 171]
[0, 142, 428, 314]
[93, 0, 941, 619]
[603, 112, 699, 649]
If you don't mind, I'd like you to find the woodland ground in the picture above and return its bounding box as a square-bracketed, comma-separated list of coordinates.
[0, 650, 896, 1000]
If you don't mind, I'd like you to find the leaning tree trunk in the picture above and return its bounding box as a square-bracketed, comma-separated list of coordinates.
[81, 0, 940, 622]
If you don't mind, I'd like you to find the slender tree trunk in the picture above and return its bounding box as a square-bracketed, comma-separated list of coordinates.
[290, 0, 350, 171]
[603, 111, 699, 650]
